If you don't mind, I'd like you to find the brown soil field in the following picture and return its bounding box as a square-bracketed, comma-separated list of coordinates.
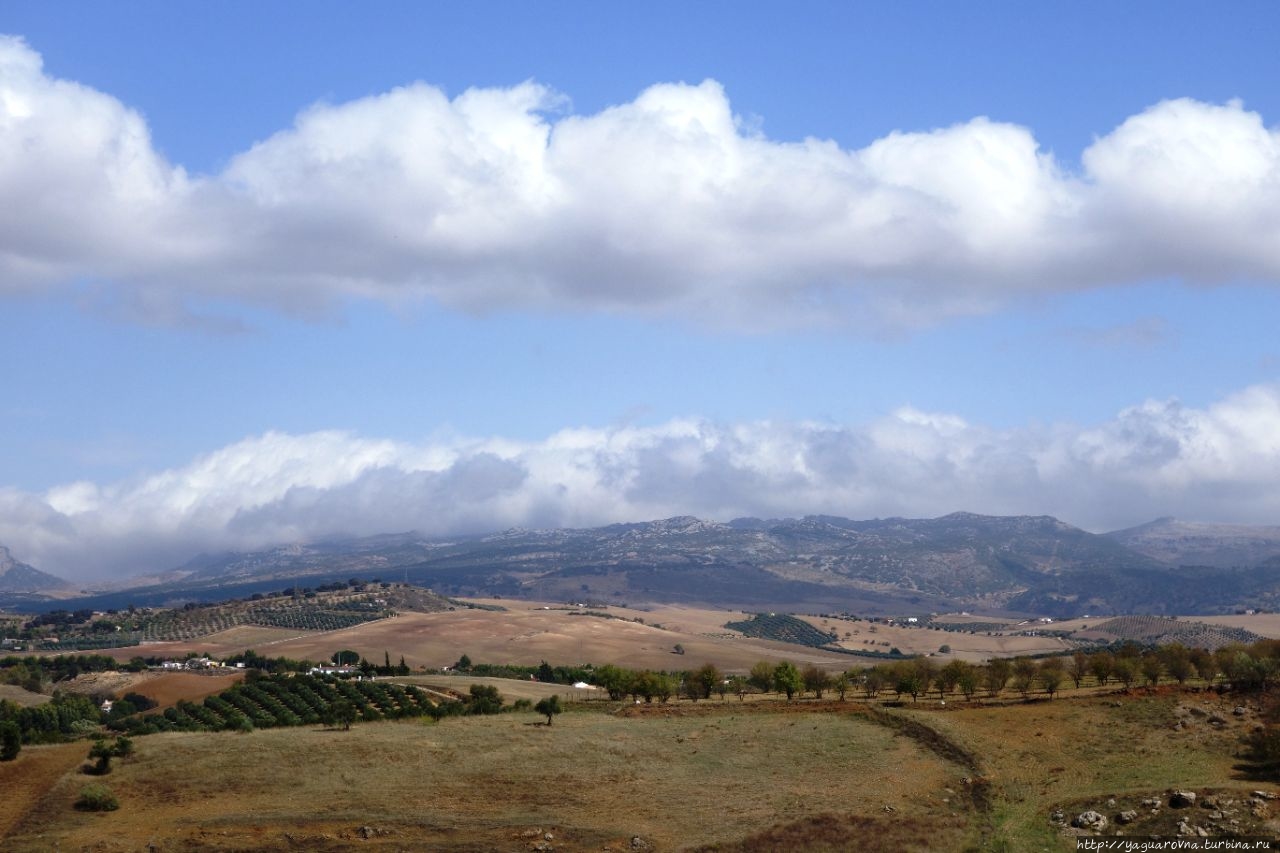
[2, 705, 976, 852]
[130, 671, 245, 710]
[0, 742, 85, 840]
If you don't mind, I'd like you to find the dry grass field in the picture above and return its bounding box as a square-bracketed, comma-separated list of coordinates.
[4, 673, 1278, 851]
[793, 614, 1073, 662]
[0, 683, 49, 707]
[1186, 613, 1280, 638]
[1, 704, 977, 852]
[913, 688, 1279, 849]
[106, 604, 869, 673]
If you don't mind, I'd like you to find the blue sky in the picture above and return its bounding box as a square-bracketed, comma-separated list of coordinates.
[3, 2, 1280, 580]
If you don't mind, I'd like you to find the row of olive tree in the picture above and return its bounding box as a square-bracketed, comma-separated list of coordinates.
[575, 639, 1280, 707]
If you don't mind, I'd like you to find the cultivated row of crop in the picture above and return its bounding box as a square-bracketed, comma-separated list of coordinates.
[136, 602, 391, 641]
[1089, 615, 1262, 650]
[725, 613, 839, 647]
[109, 675, 436, 735]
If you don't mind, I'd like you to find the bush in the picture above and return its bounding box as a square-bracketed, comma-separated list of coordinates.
[0, 721, 20, 761]
[76, 783, 119, 811]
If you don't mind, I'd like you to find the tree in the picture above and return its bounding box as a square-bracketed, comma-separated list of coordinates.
[1089, 652, 1115, 686]
[693, 663, 723, 702]
[729, 675, 750, 701]
[773, 661, 804, 701]
[801, 665, 831, 699]
[862, 667, 887, 699]
[534, 695, 562, 726]
[748, 661, 775, 694]
[892, 661, 926, 702]
[911, 658, 937, 700]
[594, 664, 633, 701]
[1011, 658, 1038, 698]
[1112, 657, 1137, 690]
[985, 658, 1011, 697]
[1039, 659, 1065, 699]
[332, 649, 360, 666]
[1140, 654, 1163, 687]
[940, 660, 972, 699]
[468, 684, 503, 715]
[834, 672, 851, 701]
[1070, 651, 1089, 689]
[1189, 647, 1218, 683]
[1161, 645, 1194, 685]
[631, 670, 663, 703]
[0, 721, 20, 762]
[86, 739, 116, 775]
[326, 699, 358, 731]
[454, 654, 472, 672]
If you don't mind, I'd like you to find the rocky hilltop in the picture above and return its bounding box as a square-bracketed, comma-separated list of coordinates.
[1106, 517, 1280, 569]
[0, 545, 70, 594]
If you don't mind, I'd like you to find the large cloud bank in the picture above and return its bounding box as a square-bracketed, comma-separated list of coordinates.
[3, 36, 1280, 329]
[4, 385, 1280, 581]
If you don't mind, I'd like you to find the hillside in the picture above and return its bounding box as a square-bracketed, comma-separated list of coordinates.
[1106, 517, 1280, 568]
[23, 512, 1280, 618]
[0, 546, 69, 594]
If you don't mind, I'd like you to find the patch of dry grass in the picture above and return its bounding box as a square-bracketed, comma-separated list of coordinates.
[0, 683, 49, 707]
[911, 691, 1254, 849]
[4, 707, 970, 852]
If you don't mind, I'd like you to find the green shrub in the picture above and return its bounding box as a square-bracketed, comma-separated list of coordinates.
[76, 783, 119, 811]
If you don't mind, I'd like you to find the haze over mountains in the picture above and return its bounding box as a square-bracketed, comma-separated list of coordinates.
[5, 513, 1280, 617]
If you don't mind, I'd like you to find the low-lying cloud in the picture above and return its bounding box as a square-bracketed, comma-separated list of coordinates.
[5, 385, 1280, 582]
[3, 36, 1280, 330]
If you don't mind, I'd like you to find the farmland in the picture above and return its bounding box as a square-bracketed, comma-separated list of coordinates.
[1, 700, 975, 852]
[4, 678, 1279, 851]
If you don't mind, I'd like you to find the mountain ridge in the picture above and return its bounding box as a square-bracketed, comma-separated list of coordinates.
[10, 514, 1280, 617]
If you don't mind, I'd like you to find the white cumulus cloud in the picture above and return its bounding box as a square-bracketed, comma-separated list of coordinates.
[5, 385, 1280, 582]
[3, 37, 1280, 329]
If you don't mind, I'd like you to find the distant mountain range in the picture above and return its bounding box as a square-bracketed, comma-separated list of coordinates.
[6, 513, 1280, 616]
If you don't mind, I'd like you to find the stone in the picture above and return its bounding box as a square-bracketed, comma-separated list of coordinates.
[1251, 790, 1278, 800]
[1049, 809, 1065, 824]
[1188, 706, 1208, 717]
[1170, 791, 1197, 808]
[1141, 797, 1162, 809]
[1208, 713, 1228, 725]
[1072, 811, 1108, 830]
[1116, 810, 1138, 824]
[1234, 706, 1248, 716]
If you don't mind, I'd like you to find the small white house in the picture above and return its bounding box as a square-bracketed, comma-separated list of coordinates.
[309, 665, 358, 676]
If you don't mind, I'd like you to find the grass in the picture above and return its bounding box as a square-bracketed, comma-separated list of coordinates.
[912, 690, 1254, 850]
[5, 668, 1275, 851]
[3, 706, 974, 852]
